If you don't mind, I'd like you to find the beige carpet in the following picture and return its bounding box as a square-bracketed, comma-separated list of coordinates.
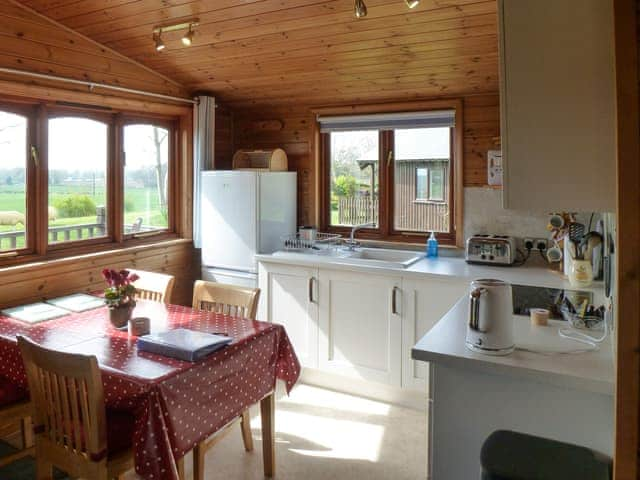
[125, 383, 427, 479]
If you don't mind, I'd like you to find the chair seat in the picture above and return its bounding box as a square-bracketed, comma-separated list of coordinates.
[481, 430, 612, 480]
[0, 376, 26, 407]
[106, 410, 135, 457]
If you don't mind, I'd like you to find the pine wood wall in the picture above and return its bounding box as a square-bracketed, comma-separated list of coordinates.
[228, 94, 500, 224]
[0, 0, 186, 97]
[0, 240, 198, 308]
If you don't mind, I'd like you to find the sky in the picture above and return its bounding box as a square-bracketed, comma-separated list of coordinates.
[0, 112, 168, 171]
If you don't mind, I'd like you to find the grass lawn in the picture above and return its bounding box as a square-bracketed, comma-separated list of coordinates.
[0, 185, 167, 250]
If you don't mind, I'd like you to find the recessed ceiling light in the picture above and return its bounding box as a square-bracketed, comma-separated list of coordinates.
[405, 0, 420, 8]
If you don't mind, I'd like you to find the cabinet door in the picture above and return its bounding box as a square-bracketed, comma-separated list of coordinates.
[402, 278, 467, 391]
[499, 0, 615, 212]
[318, 269, 402, 386]
[258, 263, 319, 368]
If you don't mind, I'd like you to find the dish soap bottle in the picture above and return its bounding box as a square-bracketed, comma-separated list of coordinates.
[426, 231, 439, 258]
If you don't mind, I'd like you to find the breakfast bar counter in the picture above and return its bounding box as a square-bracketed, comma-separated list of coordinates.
[412, 297, 614, 479]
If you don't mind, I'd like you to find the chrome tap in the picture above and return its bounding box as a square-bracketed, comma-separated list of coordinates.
[344, 222, 376, 251]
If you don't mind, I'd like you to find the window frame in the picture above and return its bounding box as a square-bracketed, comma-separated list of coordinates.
[318, 100, 463, 246]
[414, 164, 447, 204]
[45, 108, 115, 251]
[0, 98, 182, 266]
[0, 102, 38, 258]
[119, 115, 177, 240]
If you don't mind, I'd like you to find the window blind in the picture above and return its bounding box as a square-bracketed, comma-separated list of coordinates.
[317, 110, 455, 133]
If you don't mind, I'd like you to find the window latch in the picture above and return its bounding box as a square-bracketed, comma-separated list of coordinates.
[386, 150, 393, 168]
[30, 145, 39, 167]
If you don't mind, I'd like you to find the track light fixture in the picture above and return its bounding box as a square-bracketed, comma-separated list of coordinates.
[354, 0, 420, 18]
[181, 25, 195, 46]
[154, 31, 165, 51]
[152, 20, 199, 51]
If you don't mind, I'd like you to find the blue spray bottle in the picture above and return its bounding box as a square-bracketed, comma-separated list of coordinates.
[426, 231, 439, 258]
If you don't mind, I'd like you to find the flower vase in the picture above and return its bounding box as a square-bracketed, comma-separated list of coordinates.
[109, 302, 135, 329]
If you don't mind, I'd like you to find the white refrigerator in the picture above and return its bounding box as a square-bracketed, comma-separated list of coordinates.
[200, 170, 297, 288]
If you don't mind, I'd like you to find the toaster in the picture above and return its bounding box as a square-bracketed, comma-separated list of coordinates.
[465, 235, 517, 266]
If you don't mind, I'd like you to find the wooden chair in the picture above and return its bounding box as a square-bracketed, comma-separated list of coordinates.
[192, 280, 260, 319]
[129, 268, 175, 304]
[17, 335, 135, 480]
[191, 280, 262, 480]
[0, 380, 34, 468]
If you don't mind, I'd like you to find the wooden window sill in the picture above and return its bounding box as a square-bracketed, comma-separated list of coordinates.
[0, 237, 192, 273]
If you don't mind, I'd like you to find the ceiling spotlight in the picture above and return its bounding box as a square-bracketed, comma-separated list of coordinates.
[354, 0, 367, 18]
[181, 25, 195, 46]
[405, 0, 420, 8]
[154, 31, 165, 51]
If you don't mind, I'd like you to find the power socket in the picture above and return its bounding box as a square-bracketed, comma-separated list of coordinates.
[523, 238, 548, 251]
[535, 238, 548, 251]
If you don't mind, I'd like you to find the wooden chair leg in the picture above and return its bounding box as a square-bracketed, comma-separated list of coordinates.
[176, 456, 185, 480]
[240, 409, 254, 452]
[260, 393, 275, 478]
[193, 442, 205, 480]
[36, 457, 53, 480]
[21, 416, 33, 449]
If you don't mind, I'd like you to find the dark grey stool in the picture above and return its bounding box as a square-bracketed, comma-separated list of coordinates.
[480, 430, 612, 480]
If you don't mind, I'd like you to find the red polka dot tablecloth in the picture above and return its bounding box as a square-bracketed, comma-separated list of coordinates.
[0, 299, 301, 480]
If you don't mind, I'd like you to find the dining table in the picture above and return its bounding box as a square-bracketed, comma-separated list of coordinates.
[0, 297, 301, 480]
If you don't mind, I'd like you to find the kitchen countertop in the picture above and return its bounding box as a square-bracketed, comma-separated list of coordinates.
[256, 251, 604, 293]
[411, 297, 614, 395]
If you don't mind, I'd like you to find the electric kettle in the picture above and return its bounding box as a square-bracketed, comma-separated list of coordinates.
[465, 279, 515, 356]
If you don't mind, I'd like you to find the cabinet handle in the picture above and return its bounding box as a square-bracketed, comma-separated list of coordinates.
[308, 277, 315, 303]
[392, 286, 400, 315]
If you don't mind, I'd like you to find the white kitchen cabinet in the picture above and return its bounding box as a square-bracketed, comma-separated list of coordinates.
[499, 0, 615, 212]
[402, 278, 468, 391]
[258, 263, 319, 368]
[318, 270, 402, 387]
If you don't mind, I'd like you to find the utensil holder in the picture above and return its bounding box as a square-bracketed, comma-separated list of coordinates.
[568, 259, 593, 288]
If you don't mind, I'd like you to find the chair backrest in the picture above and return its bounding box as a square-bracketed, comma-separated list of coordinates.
[192, 280, 261, 320]
[129, 269, 175, 304]
[17, 335, 107, 462]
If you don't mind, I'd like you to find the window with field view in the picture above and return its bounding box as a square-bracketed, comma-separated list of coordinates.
[48, 117, 108, 244]
[0, 110, 28, 252]
[123, 124, 170, 234]
[0, 98, 179, 264]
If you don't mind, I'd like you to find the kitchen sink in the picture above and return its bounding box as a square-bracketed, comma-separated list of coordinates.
[273, 247, 423, 269]
[344, 248, 423, 268]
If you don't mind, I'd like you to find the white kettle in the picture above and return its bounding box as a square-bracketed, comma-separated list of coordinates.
[465, 279, 515, 356]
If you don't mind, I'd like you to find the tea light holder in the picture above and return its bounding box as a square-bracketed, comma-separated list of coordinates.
[128, 317, 150, 336]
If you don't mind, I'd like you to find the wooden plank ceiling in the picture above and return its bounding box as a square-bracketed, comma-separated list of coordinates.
[15, 0, 499, 108]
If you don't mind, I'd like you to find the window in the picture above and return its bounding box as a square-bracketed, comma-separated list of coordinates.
[123, 124, 171, 235]
[329, 130, 379, 227]
[0, 99, 180, 264]
[319, 105, 460, 244]
[0, 109, 30, 253]
[48, 117, 108, 244]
